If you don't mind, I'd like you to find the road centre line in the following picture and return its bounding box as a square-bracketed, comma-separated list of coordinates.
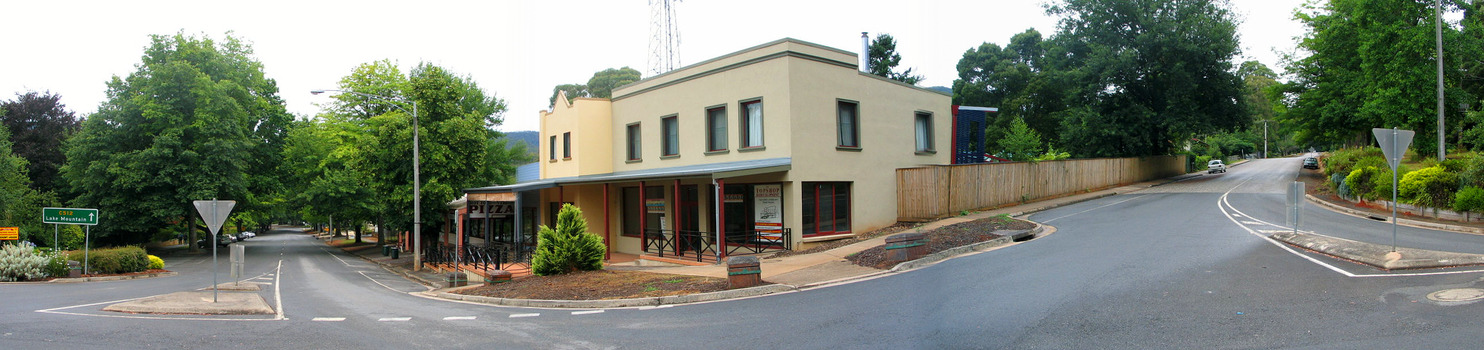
[637, 305, 673, 310]
[313, 317, 345, 322]
[378, 317, 411, 322]
[509, 313, 540, 318]
[443, 316, 477, 320]
[1039, 194, 1150, 223]
[571, 310, 604, 315]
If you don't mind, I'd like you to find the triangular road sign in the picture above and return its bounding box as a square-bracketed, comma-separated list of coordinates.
[1372, 128, 1415, 171]
[193, 200, 236, 234]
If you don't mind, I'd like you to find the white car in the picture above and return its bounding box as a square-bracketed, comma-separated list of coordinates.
[1207, 159, 1227, 174]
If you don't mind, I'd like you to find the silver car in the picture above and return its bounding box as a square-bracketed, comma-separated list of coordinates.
[1207, 159, 1227, 174]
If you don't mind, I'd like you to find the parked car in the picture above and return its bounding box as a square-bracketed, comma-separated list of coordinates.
[196, 234, 234, 249]
[236, 231, 255, 241]
[1207, 159, 1227, 174]
[1303, 157, 1319, 169]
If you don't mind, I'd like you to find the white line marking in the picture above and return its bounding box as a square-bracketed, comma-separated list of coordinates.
[443, 316, 477, 320]
[1040, 194, 1150, 223]
[358, 271, 408, 293]
[571, 310, 605, 315]
[637, 305, 673, 310]
[313, 317, 345, 322]
[378, 317, 411, 322]
[1240, 221, 1265, 225]
[1218, 179, 1484, 278]
[509, 313, 540, 318]
[274, 259, 284, 320]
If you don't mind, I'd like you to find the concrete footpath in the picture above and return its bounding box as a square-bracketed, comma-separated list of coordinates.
[348, 174, 1206, 308]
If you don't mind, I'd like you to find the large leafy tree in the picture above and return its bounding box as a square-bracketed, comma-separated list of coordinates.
[322, 61, 524, 244]
[867, 33, 924, 85]
[954, 29, 1068, 146]
[1284, 0, 1478, 154]
[61, 32, 292, 246]
[1048, 0, 1248, 157]
[999, 117, 1044, 161]
[1, 91, 81, 194]
[546, 67, 643, 107]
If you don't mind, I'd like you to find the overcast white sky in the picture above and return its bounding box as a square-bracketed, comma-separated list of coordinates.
[1, 0, 1308, 132]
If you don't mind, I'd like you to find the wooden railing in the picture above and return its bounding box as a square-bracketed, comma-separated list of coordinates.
[897, 155, 1186, 221]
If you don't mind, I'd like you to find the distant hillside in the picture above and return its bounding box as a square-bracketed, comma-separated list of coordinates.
[504, 130, 539, 154]
[927, 86, 951, 94]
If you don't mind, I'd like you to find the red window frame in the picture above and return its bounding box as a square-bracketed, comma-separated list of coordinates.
[803, 182, 851, 237]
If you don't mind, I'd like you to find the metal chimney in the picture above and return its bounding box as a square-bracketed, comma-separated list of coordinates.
[860, 32, 869, 72]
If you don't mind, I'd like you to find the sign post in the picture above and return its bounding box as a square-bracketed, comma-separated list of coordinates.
[1287, 182, 1304, 234]
[43, 207, 99, 274]
[194, 199, 235, 303]
[1373, 128, 1415, 253]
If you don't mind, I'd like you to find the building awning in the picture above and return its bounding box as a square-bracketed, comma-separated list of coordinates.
[465, 157, 791, 194]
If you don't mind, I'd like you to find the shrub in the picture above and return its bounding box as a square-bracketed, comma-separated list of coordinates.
[147, 255, 165, 270]
[68, 246, 149, 274]
[0, 244, 51, 281]
[1322, 147, 1382, 178]
[531, 204, 605, 276]
[1463, 154, 1484, 188]
[45, 251, 67, 277]
[1345, 167, 1381, 201]
[1399, 166, 1459, 210]
[1454, 186, 1484, 217]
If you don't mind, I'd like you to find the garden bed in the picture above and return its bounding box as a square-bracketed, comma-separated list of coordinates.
[846, 215, 1034, 269]
[451, 270, 730, 300]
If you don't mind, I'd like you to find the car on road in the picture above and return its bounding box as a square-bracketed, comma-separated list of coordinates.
[1207, 159, 1226, 174]
[236, 231, 255, 241]
[196, 234, 234, 249]
[1303, 157, 1319, 169]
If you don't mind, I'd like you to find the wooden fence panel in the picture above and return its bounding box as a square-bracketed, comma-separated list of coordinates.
[897, 155, 1186, 221]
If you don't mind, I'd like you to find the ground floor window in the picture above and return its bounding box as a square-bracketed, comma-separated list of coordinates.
[802, 182, 851, 236]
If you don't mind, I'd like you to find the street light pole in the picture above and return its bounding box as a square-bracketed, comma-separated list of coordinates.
[311, 89, 423, 271]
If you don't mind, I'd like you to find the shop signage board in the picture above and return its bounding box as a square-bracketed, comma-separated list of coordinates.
[753, 184, 783, 243]
[468, 202, 515, 218]
[0, 227, 17, 240]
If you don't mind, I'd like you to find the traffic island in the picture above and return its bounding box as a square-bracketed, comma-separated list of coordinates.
[1271, 231, 1484, 270]
[102, 291, 274, 315]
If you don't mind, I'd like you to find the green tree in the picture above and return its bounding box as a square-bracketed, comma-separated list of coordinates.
[954, 29, 1069, 145]
[1048, 0, 1248, 157]
[586, 67, 642, 99]
[1284, 0, 1477, 154]
[999, 117, 1043, 161]
[868, 33, 924, 85]
[548, 83, 588, 108]
[531, 204, 605, 276]
[1, 91, 81, 193]
[61, 32, 291, 246]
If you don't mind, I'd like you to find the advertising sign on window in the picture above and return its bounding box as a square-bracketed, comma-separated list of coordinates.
[753, 184, 783, 243]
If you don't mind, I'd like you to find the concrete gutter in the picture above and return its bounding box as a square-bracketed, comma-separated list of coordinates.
[426, 284, 797, 309]
[1306, 194, 1484, 235]
[49, 271, 178, 283]
[1271, 231, 1484, 270]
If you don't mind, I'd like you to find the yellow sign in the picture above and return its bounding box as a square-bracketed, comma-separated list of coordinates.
[0, 227, 17, 240]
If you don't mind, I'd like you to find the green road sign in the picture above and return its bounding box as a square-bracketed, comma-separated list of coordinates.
[42, 207, 99, 225]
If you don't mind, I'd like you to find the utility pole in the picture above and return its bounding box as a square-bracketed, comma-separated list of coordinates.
[1436, 0, 1446, 161]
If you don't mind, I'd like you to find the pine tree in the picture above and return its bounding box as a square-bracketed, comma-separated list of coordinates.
[531, 204, 605, 276]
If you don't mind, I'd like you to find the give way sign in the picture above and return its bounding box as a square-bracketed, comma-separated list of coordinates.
[193, 199, 236, 234]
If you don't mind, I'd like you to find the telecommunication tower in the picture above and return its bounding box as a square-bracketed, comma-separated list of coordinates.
[648, 0, 681, 76]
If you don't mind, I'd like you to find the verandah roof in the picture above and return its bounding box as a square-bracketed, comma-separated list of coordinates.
[463, 157, 791, 194]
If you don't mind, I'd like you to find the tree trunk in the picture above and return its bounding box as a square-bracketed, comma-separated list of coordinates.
[375, 218, 385, 248]
[354, 221, 363, 244]
[187, 205, 198, 253]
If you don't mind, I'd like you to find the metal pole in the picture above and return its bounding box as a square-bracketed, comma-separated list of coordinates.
[413, 101, 422, 272]
[83, 225, 89, 275]
[53, 224, 58, 251]
[1263, 121, 1268, 158]
[212, 198, 218, 303]
[1436, 0, 1446, 162]
[1392, 129, 1399, 252]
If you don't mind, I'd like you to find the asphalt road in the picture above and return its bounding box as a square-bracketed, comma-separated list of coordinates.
[7, 157, 1484, 349]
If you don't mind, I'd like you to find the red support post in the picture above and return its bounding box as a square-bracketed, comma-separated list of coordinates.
[639, 181, 647, 253]
[603, 183, 611, 260]
[673, 179, 681, 256]
[717, 179, 727, 260]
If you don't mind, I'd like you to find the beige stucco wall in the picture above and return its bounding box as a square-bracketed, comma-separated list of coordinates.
[539, 95, 613, 179]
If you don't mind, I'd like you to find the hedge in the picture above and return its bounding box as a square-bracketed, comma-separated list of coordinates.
[68, 246, 149, 275]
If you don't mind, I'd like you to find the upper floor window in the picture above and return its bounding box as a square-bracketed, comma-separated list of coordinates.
[549, 135, 557, 160]
[915, 112, 934, 153]
[662, 115, 679, 156]
[626, 123, 642, 161]
[562, 132, 571, 159]
[741, 100, 764, 148]
[837, 100, 859, 148]
[706, 106, 727, 152]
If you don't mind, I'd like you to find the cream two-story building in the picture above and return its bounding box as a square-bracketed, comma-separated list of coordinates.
[461, 38, 950, 264]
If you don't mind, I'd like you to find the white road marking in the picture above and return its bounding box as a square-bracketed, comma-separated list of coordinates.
[443, 316, 477, 320]
[274, 259, 285, 320]
[1240, 221, 1265, 225]
[571, 310, 605, 315]
[509, 313, 540, 318]
[1040, 195, 1150, 223]
[313, 317, 345, 322]
[378, 317, 411, 322]
[637, 305, 673, 310]
[358, 271, 409, 293]
[1218, 180, 1484, 278]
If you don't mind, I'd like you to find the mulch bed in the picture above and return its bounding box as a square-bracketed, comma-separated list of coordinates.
[766, 222, 917, 259]
[452, 270, 732, 300]
[846, 216, 1034, 269]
